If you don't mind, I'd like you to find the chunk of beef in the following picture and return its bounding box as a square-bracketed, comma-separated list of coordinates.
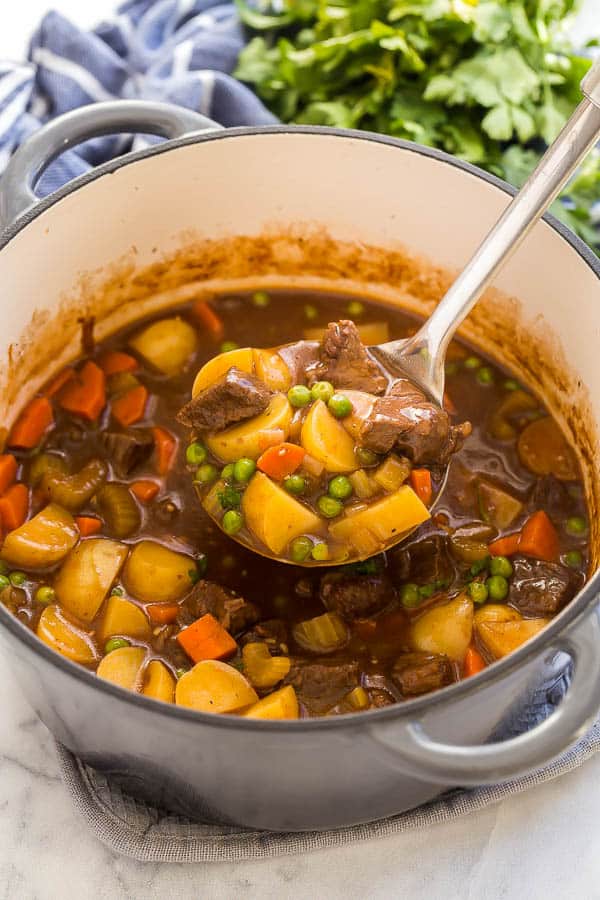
[358, 377, 471, 464]
[392, 531, 452, 585]
[177, 579, 259, 635]
[307, 320, 387, 395]
[176, 367, 272, 432]
[530, 475, 575, 518]
[286, 660, 359, 699]
[391, 652, 454, 696]
[319, 573, 396, 621]
[509, 556, 577, 617]
[278, 341, 319, 383]
[240, 618, 289, 655]
[101, 429, 154, 477]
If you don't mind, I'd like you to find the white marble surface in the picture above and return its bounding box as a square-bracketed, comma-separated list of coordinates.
[2, 1, 600, 897]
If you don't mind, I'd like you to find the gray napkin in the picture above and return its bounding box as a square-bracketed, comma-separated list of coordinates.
[53, 668, 600, 862]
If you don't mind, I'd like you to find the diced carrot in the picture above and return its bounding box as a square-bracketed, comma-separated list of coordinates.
[0, 455, 17, 495]
[58, 361, 106, 421]
[111, 385, 148, 427]
[0, 483, 28, 532]
[519, 510, 559, 563]
[464, 646, 486, 678]
[75, 516, 102, 537]
[152, 427, 177, 475]
[443, 391, 457, 416]
[147, 603, 180, 625]
[45, 368, 75, 397]
[176, 613, 237, 662]
[8, 397, 54, 449]
[192, 300, 224, 340]
[130, 480, 159, 503]
[409, 468, 432, 506]
[257, 442, 306, 480]
[257, 428, 286, 452]
[488, 533, 521, 557]
[97, 351, 138, 376]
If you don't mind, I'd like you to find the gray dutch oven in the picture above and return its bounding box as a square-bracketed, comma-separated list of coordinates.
[0, 100, 598, 831]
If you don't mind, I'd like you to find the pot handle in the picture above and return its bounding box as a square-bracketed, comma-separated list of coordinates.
[0, 100, 222, 227]
[369, 611, 600, 786]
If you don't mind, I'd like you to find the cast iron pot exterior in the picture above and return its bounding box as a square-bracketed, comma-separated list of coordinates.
[0, 102, 599, 831]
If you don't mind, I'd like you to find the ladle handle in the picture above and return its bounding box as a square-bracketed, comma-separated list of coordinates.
[387, 56, 600, 404]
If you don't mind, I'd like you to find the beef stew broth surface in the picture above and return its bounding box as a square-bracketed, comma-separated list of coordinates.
[0, 290, 589, 718]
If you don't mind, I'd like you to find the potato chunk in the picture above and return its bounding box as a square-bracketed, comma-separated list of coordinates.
[207, 393, 292, 462]
[300, 400, 357, 472]
[98, 595, 151, 644]
[130, 317, 197, 375]
[175, 660, 258, 713]
[474, 604, 521, 627]
[253, 349, 292, 391]
[2, 503, 78, 569]
[241, 685, 299, 719]
[329, 485, 430, 556]
[242, 472, 323, 555]
[192, 347, 254, 396]
[478, 618, 549, 659]
[411, 594, 474, 662]
[54, 538, 129, 623]
[97, 646, 146, 689]
[143, 660, 176, 703]
[123, 541, 195, 603]
[37, 605, 98, 665]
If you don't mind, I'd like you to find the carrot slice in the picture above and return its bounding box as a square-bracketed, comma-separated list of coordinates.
[8, 397, 54, 449]
[464, 646, 486, 678]
[192, 301, 224, 340]
[0, 483, 29, 532]
[257, 443, 306, 480]
[519, 510, 559, 563]
[45, 368, 75, 397]
[75, 516, 102, 537]
[152, 427, 177, 475]
[177, 613, 237, 662]
[147, 603, 180, 625]
[111, 385, 148, 427]
[58, 361, 106, 422]
[130, 480, 159, 503]
[409, 468, 432, 506]
[97, 351, 138, 376]
[0, 455, 17, 495]
[488, 534, 521, 557]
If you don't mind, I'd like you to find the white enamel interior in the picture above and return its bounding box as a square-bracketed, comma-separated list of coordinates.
[1, 129, 599, 474]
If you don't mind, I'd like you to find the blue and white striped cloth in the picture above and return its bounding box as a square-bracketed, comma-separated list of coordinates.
[0, 0, 276, 196]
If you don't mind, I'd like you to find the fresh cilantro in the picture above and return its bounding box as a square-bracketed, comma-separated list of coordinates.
[218, 486, 242, 510]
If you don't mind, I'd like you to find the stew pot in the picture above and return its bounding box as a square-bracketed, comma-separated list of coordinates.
[0, 101, 599, 832]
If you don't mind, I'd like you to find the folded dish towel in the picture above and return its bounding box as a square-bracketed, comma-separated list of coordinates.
[53, 667, 600, 862]
[0, 0, 275, 195]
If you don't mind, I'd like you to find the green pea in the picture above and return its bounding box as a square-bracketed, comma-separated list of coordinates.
[176, 668, 188, 679]
[347, 300, 364, 317]
[35, 585, 56, 605]
[252, 290, 270, 307]
[328, 475, 353, 500]
[445, 361, 458, 376]
[186, 441, 207, 466]
[317, 495, 343, 518]
[486, 574, 509, 601]
[288, 384, 312, 408]
[0, 574, 9, 590]
[111, 586, 124, 597]
[468, 581, 489, 604]
[233, 457, 256, 483]
[489, 555, 513, 578]
[504, 379, 520, 391]
[220, 340, 239, 353]
[311, 542, 329, 561]
[310, 381, 334, 403]
[221, 463, 235, 482]
[564, 550, 583, 568]
[222, 509, 244, 535]
[9, 572, 26, 586]
[290, 536, 313, 563]
[418, 584, 435, 600]
[464, 356, 481, 369]
[566, 516, 587, 536]
[304, 304, 318, 321]
[194, 463, 218, 485]
[476, 366, 494, 385]
[327, 393, 352, 418]
[105, 637, 130, 654]
[400, 583, 420, 608]
[284, 474, 306, 495]
[470, 557, 490, 577]
[355, 447, 379, 467]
